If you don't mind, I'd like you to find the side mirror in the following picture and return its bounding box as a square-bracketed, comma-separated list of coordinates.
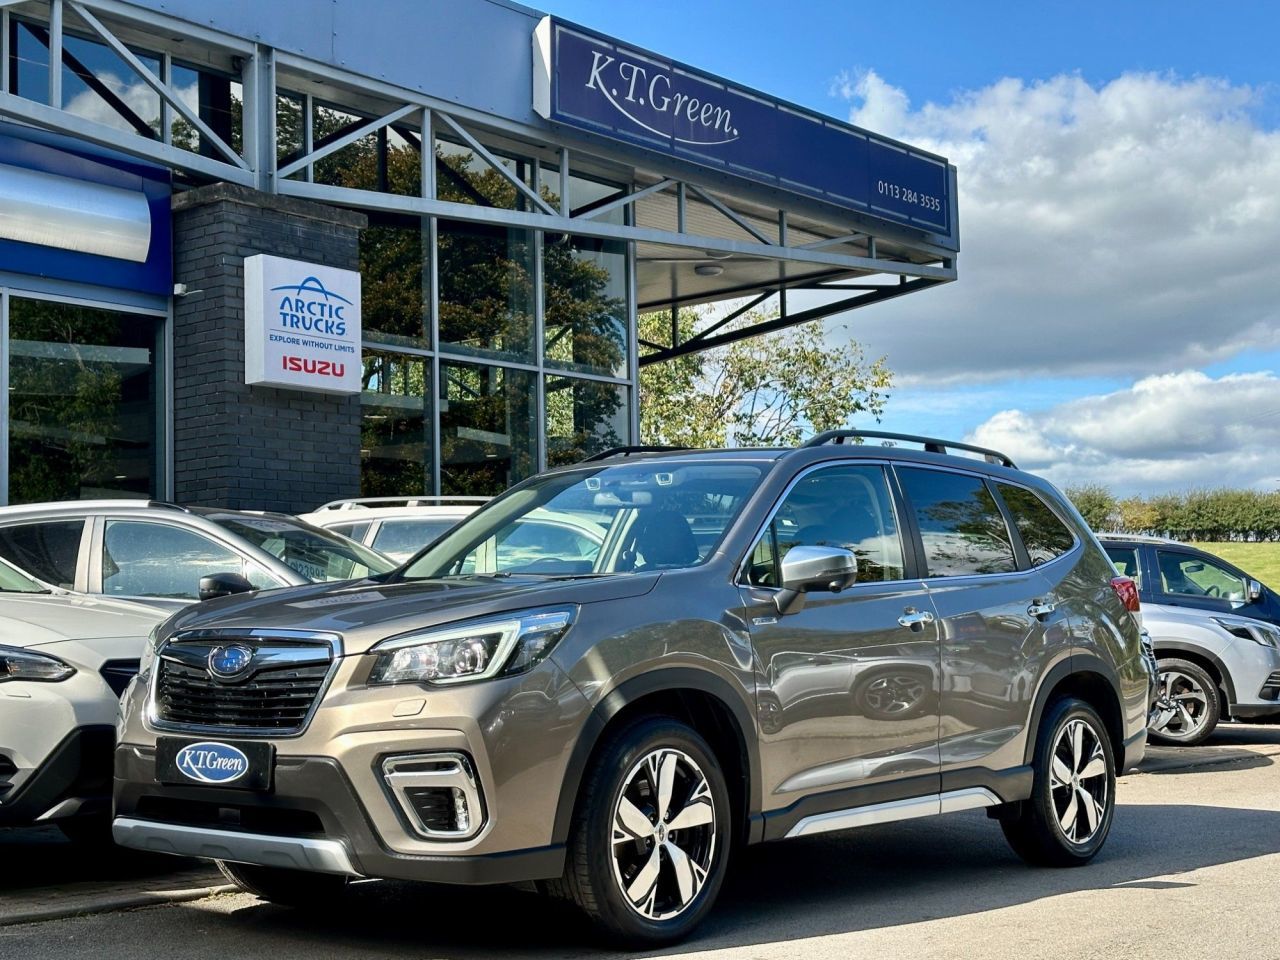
[774, 545, 859, 615]
[198, 572, 255, 602]
[1249, 579, 1264, 603]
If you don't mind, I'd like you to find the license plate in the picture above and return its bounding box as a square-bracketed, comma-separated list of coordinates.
[155, 737, 274, 791]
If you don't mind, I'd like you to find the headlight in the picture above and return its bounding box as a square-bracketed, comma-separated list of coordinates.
[0, 644, 76, 683]
[369, 607, 576, 686]
[1213, 618, 1280, 648]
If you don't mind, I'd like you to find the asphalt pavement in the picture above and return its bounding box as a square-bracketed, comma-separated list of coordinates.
[3, 725, 1279, 959]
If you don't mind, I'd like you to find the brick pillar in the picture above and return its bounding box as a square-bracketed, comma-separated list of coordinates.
[171, 183, 368, 513]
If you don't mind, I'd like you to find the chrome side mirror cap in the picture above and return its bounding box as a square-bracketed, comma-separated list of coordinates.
[775, 545, 859, 615]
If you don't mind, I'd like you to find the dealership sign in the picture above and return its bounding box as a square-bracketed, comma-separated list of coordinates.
[244, 254, 361, 395]
[533, 17, 954, 243]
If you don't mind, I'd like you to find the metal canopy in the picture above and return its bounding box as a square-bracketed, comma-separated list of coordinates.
[0, 0, 957, 361]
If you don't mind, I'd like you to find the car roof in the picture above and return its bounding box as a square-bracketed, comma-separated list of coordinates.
[0, 500, 298, 521]
[1096, 533, 1183, 546]
[301, 506, 478, 524]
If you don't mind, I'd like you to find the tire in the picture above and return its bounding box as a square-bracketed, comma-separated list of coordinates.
[1148, 658, 1220, 746]
[547, 717, 732, 947]
[216, 860, 350, 907]
[1001, 697, 1116, 867]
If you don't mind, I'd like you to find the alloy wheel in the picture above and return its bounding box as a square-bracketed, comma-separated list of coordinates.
[1149, 669, 1211, 741]
[863, 674, 927, 716]
[1049, 718, 1109, 844]
[610, 748, 717, 921]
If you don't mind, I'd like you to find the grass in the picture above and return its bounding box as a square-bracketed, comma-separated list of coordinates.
[1196, 542, 1280, 590]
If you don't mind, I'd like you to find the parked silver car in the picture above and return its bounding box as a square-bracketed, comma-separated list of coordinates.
[0, 501, 395, 608]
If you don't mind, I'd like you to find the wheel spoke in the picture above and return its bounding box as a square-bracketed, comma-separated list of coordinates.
[1078, 786, 1099, 833]
[1059, 788, 1078, 837]
[1176, 703, 1198, 731]
[1078, 754, 1107, 780]
[615, 797, 653, 842]
[1173, 691, 1206, 704]
[1070, 722, 1084, 772]
[664, 840, 706, 905]
[668, 798, 714, 831]
[656, 752, 678, 822]
[1051, 755, 1072, 787]
[626, 846, 662, 906]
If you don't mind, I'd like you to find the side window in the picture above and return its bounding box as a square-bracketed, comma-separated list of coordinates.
[328, 521, 372, 543]
[898, 468, 1017, 578]
[372, 519, 456, 563]
[1156, 550, 1245, 601]
[997, 484, 1076, 567]
[0, 520, 84, 588]
[102, 521, 254, 599]
[746, 464, 905, 587]
[1104, 547, 1143, 588]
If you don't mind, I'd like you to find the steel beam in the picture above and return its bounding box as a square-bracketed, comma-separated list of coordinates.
[277, 103, 418, 179]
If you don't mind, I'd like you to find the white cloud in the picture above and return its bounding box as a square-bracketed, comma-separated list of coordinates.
[968, 370, 1280, 493]
[829, 69, 1280, 384]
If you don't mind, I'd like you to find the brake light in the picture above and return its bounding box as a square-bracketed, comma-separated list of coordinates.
[1110, 576, 1140, 613]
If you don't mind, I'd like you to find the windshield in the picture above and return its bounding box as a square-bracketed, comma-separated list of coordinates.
[0, 556, 49, 593]
[202, 513, 396, 582]
[402, 462, 765, 580]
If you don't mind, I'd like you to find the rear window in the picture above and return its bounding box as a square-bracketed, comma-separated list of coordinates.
[898, 468, 1017, 578]
[0, 520, 83, 588]
[998, 484, 1076, 567]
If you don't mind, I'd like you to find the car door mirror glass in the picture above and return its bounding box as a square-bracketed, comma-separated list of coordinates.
[198, 571, 256, 601]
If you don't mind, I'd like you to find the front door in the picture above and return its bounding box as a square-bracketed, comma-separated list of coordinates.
[1151, 547, 1272, 621]
[740, 462, 941, 815]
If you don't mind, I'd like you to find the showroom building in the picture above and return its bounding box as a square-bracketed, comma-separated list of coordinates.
[0, 0, 958, 512]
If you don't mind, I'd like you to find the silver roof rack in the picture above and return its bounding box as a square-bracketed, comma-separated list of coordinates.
[314, 496, 490, 512]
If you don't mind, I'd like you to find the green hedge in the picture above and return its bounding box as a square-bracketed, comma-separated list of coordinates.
[1063, 485, 1280, 541]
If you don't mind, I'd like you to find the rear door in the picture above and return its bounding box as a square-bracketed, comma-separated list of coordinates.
[895, 466, 1051, 782]
[0, 518, 90, 590]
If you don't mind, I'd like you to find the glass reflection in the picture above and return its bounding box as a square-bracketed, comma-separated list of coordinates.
[440, 361, 536, 495]
[546, 376, 628, 467]
[543, 234, 628, 377]
[438, 219, 535, 361]
[361, 352, 431, 496]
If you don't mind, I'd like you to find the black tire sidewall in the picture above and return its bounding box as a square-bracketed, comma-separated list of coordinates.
[579, 718, 732, 945]
[1033, 697, 1116, 862]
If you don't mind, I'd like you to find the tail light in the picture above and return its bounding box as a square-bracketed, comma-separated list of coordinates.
[1110, 576, 1141, 614]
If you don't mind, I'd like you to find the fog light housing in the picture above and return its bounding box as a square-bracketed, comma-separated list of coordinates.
[381, 753, 485, 840]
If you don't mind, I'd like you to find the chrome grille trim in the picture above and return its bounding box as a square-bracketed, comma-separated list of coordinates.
[147, 629, 343, 738]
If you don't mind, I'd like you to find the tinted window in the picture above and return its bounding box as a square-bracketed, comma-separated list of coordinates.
[1105, 547, 1142, 587]
[0, 520, 84, 588]
[747, 464, 904, 587]
[372, 519, 457, 562]
[1156, 550, 1246, 602]
[102, 521, 276, 599]
[998, 484, 1075, 567]
[327, 521, 372, 543]
[899, 468, 1017, 578]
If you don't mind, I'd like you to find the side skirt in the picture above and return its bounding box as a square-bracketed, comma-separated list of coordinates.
[785, 787, 1002, 840]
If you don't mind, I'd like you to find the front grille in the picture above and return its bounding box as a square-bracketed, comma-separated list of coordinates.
[0, 754, 15, 797]
[154, 636, 334, 734]
[100, 659, 141, 697]
[1260, 670, 1280, 701]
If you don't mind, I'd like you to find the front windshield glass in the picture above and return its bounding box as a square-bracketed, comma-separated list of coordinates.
[203, 514, 396, 582]
[402, 462, 765, 580]
[0, 557, 49, 593]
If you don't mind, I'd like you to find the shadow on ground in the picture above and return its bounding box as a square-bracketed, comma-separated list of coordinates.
[195, 799, 1280, 958]
[0, 826, 213, 892]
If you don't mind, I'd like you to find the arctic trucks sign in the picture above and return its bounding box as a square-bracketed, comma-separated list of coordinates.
[532, 17, 955, 244]
[244, 254, 361, 395]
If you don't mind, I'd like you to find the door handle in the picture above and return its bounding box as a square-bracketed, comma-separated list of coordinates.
[898, 609, 936, 631]
[1028, 600, 1056, 620]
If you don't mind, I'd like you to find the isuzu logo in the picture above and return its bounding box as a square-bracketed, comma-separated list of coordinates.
[207, 643, 254, 680]
[174, 741, 250, 784]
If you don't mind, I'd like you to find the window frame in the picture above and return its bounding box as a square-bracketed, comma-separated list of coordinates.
[734, 459, 916, 590]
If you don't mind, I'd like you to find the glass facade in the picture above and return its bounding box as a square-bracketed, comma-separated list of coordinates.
[4, 295, 162, 504]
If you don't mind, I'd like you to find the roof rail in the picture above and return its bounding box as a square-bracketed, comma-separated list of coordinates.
[580, 445, 690, 463]
[314, 496, 490, 511]
[145, 500, 192, 512]
[803, 429, 1017, 469]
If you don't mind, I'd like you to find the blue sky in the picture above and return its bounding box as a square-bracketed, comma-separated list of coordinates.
[543, 1, 1280, 494]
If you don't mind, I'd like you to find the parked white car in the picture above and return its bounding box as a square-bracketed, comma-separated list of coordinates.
[298, 497, 488, 563]
[0, 555, 167, 840]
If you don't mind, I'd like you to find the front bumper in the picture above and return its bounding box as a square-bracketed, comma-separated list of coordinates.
[112, 748, 565, 884]
[0, 725, 115, 826]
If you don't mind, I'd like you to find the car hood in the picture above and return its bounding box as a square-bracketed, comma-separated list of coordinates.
[161, 574, 662, 654]
[0, 592, 168, 648]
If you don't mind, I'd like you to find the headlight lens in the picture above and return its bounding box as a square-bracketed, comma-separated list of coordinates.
[1213, 617, 1280, 647]
[369, 608, 575, 686]
[0, 644, 76, 683]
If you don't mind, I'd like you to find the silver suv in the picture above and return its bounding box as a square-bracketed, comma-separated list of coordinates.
[0, 501, 394, 608]
[113, 432, 1152, 946]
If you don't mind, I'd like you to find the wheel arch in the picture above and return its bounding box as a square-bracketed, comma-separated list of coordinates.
[1024, 655, 1126, 770]
[1150, 641, 1236, 707]
[551, 668, 762, 849]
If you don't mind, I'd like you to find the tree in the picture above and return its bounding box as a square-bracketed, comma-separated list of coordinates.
[1065, 484, 1118, 531]
[638, 307, 892, 447]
